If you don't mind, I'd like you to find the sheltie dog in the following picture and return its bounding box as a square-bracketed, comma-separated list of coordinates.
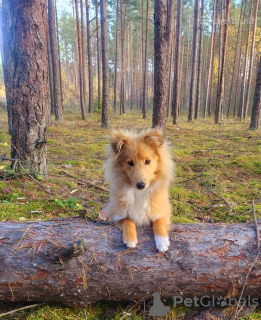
[104, 128, 174, 252]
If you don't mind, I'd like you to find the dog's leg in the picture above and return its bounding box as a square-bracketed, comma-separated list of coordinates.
[152, 217, 170, 252]
[118, 218, 137, 248]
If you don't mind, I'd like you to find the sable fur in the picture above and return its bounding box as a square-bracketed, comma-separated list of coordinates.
[104, 128, 175, 252]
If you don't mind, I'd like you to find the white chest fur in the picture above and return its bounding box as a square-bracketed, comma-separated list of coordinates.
[120, 187, 151, 226]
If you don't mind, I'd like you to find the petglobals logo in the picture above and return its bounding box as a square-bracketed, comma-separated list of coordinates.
[173, 295, 259, 308]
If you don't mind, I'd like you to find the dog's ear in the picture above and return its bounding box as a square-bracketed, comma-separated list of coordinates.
[143, 128, 164, 148]
[110, 131, 129, 154]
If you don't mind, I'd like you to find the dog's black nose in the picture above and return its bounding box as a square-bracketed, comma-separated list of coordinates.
[136, 182, 145, 190]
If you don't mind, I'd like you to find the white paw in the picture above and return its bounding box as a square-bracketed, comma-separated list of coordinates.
[155, 235, 170, 252]
[124, 239, 137, 248]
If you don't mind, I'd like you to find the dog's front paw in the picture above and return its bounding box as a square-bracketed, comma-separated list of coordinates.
[123, 235, 138, 248]
[155, 235, 170, 252]
[124, 239, 138, 248]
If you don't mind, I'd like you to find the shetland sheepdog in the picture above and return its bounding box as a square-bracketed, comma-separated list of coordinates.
[104, 128, 174, 252]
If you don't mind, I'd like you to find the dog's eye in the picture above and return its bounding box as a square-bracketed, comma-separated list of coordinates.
[145, 160, 151, 165]
[128, 161, 134, 166]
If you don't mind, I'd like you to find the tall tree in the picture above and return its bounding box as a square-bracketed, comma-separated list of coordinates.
[47, 28, 54, 118]
[233, 0, 246, 117]
[244, 0, 260, 118]
[75, 0, 86, 119]
[100, 0, 109, 128]
[48, 0, 63, 121]
[249, 55, 261, 131]
[215, 0, 230, 124]
[194, 0, 204, 119]
[120, 0, 126, 115]
[113, 0, 120, 112]
[80, 0, 87, 111]
[86, 0, 93, 113]
[239, 0, 254, 120]
[166, 0, 174, 118]
[95, 0, 101, 109]
[204, 0, 216, 118]
[188, 0, 200, 122]
[55, 0, 63, 109]
[172, 0, 182, 124]
[2, 0, 48, 175]
[226, 0, 244, 118]
[153, 0, 169, 131]
[142, 0, 150, 119]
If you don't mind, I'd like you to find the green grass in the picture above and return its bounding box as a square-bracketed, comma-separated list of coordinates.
[0, 108, 261, 319]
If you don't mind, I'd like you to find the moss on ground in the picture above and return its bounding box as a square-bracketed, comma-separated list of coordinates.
[0, 109, 260, 319]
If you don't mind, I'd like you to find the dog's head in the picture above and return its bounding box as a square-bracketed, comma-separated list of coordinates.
[109, 128, 164, 190]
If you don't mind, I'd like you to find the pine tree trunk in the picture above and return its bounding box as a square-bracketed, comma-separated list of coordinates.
[194, 0, 204, 120]
[75, 0, 86, 120]
[55, 0, 64, 110]
[244, 0, 260, 118]
[2, 0, 48, 175]
[234, 0, 246, 118]
[142, 0, 150, 119]
[86, 0, 94, 113]
[113, 0, 120, 112]
[80, 0, 87, 113]
[172, 0, 182, 125]
[215, 0, 230, 124]
[204, 0, 216, 118]
[249, 55, 261, 131]
[0, 3, 12, 134]
[153, 0, 169, 131]
[166, 0, 174, 118]
[100, 0, 109, 128]
[48, 0, 63, 121]
[129, 22, 134, 110]
[226, 0, 244, 118]
[95, 1, 102, 110]
[47, 28, 54, 118]
[239, 0, 254, 120]
[188, 0, 200, 122]
[120, 0, 126, 115]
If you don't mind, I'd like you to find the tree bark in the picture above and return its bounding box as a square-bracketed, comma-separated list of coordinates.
[80, 0, 87, 112]
[0, 218, 261, 306]
[204, 0, 216, 118]
[100, 0, 109, 128]
[113, 0, 120, 112]
[75, 0, 86, 120]
[239, 0, 254, 120]
[153, 0, 169, 131]
[194, 0, 204, 120]
[226, 0, 244, 118]
[47, 28, 55, 117]
[48, 0, 63, 121]
[172, 0, 182, 125]
[249, 55, 261, 131]
[2, 0, 48, 175]
[1, 2, 13, 134]
[244, 0, 260, 118]
[120, 0, 126, 115]
[188, 0, 200, 122]
[86, 0, 94, 113]
[95, 0, 101, 110]
[142, 0, 150, 119]
[215, 0, 230, 124]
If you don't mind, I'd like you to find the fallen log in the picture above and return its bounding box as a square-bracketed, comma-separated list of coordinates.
[0, 217, 260, 307]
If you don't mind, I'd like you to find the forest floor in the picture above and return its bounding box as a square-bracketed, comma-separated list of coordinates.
[0, 107, 261, 319]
